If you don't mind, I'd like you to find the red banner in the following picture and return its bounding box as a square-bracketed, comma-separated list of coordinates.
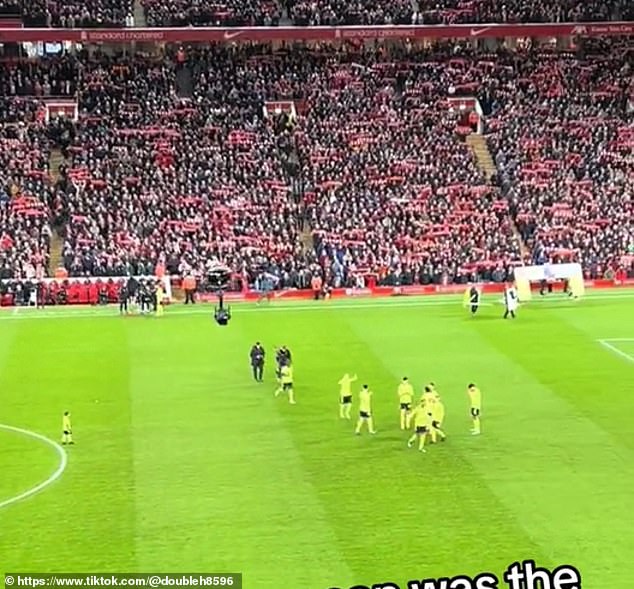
[0, 22, 632, 43]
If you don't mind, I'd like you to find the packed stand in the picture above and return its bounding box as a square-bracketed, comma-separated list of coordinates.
[47, 46, 524, 290]
[485, 41, 633, 279]
[141, 0, 634, 27]
[2, 43, 631, 298]
[21, 0, 134, 27]
[54, 49, 308, 289]
[0, 99, 52, 282]
[5, 0, 634, 26]
[300, 47, 521, 286]
[143, 0, 281, 27]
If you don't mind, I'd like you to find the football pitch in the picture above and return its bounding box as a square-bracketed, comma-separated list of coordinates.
[1, 291, 633, 589]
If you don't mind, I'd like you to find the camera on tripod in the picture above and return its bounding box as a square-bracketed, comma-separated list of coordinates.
[208, 263, 232, 326]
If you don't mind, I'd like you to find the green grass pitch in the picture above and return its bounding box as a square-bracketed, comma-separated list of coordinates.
[1, 291, 633, 589]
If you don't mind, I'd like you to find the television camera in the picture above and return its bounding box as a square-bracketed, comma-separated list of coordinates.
[208, 263, 232, 326]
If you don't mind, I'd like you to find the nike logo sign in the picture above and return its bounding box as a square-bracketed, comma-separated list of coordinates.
[223, 30, 243, 40]
[470, 27, 491, 36]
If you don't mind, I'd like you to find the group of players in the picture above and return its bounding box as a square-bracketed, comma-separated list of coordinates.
[249, 342, 296, 403]
[118, 277, 165, 316]
[339, 375, 482, 452]
[248, 342, 482, 454]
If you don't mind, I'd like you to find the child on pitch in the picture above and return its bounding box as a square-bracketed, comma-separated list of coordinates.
[503, 282, 518, 319]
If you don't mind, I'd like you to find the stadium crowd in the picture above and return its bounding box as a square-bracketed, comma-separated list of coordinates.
[290, 0, 633, 27]
[484, 39, 633, 281]
[2, 0, 632, 27]
[0, 41, 632, 301]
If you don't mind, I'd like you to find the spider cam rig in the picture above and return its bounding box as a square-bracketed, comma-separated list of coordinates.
[208, 264, 232, 326]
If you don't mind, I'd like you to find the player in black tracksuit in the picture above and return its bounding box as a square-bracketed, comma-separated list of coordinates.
[250, 342, 265, 382]
[119, 282, 129, 314]
[469, 286, 480, 315]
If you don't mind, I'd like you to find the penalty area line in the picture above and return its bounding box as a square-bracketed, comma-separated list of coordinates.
[597, 340, 634, 364]
[0, 424, 68, 510]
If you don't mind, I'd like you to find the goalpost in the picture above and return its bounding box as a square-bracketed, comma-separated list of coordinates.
[514, 263, 585, 302]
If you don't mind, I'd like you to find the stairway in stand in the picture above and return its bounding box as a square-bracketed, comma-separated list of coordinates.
[466, 133, 496, 181]
[49, 148, 66, 183]
[48, 148, 66, 272]
[133, 0, 147, 26]
[466, 133, 530, 259]
[299, 227, 313, 255]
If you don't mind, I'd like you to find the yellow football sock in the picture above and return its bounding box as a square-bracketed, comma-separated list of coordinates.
[339, 404, 345, 418]
[355, 419, 363, 434]
[288, 389, 295, 404]
[345, 405, 352, 419]
[418, 433, 427, 451]
[472, 417, 481, 433]
[400, 412, 406, 430]
[368, 418, 375, 433]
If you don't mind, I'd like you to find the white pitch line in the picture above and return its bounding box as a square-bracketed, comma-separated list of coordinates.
[0, 424, 68, 510]
[598, 340, 634, 364]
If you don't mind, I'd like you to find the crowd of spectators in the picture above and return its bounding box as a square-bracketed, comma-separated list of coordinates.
[0, 41, 631, 294]
[0, 102, 52, 280]
[18, 0, 134, 27]
[290, 0, 633, 26]
[143, 0, 281, 27]
[142, 0, 634, 28]
[485, 40, 633, 280]
[2, 0, 631, 27]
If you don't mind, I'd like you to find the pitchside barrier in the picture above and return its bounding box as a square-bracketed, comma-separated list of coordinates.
[0, 275, 172, 307]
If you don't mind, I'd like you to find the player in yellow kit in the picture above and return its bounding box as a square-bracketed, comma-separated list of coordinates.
[421, 384, 435, 405]
[397, 377, 414, 430]
[62, 411, 74, 445]
[276, 365, 296, 404]
[355, 385, 376, 435]
[468, 383, 482, 435]
[407, 400, 432, 452]
[429, 395, 447, 443]
[338, 373, 357, 419]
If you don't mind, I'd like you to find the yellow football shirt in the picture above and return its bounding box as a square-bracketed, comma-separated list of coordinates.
[398, 382, 413, 404]
[359, 389, 372, 414]
[468, 387, 482, 410]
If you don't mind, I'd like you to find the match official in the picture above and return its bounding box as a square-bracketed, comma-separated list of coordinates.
[250, 342, 265, 382]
